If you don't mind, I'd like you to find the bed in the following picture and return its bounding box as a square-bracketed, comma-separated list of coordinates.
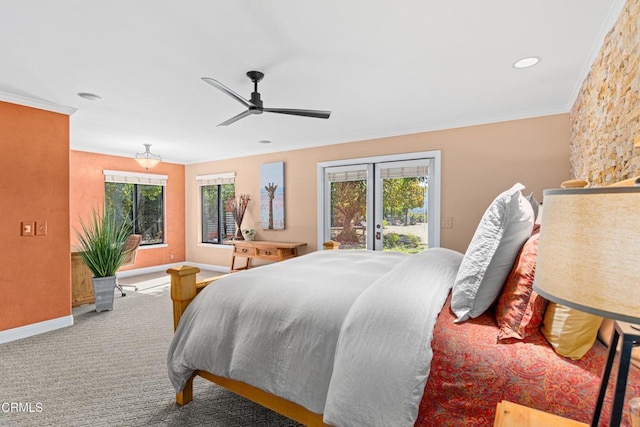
[167, 178, 640, 426]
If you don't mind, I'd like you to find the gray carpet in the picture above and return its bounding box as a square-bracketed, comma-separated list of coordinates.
[0, 282, 302, 427]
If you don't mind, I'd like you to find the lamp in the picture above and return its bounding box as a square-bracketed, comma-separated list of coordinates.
[534, 186, 640, 426]
[134, 144, 161, 169]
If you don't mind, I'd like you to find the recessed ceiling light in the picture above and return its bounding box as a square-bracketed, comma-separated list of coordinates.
[77, 92, 103, 101]
[513, 57, 541, 69]
[258, 140, 272, 144]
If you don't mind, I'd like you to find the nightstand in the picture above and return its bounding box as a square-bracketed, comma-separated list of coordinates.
[494, 401, 588, 427]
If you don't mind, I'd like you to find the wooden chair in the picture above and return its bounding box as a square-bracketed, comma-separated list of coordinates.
[116, 234, 142, 296]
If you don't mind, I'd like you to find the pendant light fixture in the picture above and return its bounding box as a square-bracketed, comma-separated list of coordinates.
[134, 144, 161, 169]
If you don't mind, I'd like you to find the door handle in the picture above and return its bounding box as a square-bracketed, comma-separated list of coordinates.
[375, 231, 381, 240]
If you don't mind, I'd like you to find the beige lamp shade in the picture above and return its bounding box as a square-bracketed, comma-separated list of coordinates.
[533, 186, 640, 324]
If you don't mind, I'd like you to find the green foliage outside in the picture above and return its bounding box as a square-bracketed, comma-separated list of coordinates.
[383, 232, 425, 254]
[330, 180, 367, 244]
[105, 182, 164, 244]
[382, 177, 426, 225]
[202, 183, 236, 243]
[329, 176, 427, 249]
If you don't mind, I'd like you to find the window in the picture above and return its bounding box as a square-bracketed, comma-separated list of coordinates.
[197, 173, 236, 244]
[103, 170, 167, 246]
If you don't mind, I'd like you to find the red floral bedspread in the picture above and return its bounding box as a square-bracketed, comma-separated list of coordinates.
[415, 296, 640, 426]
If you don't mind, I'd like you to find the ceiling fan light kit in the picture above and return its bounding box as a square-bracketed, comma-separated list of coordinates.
[202, 71, 331, 126]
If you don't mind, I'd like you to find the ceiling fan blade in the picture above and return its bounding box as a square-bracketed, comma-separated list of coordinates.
[263, 108, 331, 119]
[218, 109, 253, 126]
[202, 77, 256, 108]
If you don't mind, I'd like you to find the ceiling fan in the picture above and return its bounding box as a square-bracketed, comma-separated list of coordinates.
[202, 71, 331, 126]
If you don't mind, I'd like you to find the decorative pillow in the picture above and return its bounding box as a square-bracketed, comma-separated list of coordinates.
[495, 232, 548, 341]
[451, 183, 534, 323]
[541, 303, 603, 360]
[525, 193, 540, 222]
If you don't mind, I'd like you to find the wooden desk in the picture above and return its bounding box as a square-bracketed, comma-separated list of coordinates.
[230, 240, 306, 272]
[494, 401, 587, 427]
[71, 251, 95, 307]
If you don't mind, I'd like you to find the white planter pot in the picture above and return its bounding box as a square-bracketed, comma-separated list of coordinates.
[92, 276, 116, 312]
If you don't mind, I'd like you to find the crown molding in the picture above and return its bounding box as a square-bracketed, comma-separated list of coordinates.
[0, 90, 77, 115]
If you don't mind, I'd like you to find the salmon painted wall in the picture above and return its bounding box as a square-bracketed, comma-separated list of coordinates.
[0, 101, 71, 331]
[185, 114, 570, 268]
[70, 151, 186, 269]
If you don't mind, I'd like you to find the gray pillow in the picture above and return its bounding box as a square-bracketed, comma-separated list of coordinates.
[451, 183, 534, 322]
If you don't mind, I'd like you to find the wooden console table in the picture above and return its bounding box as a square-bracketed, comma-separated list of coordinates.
[230, 240, 307, 272]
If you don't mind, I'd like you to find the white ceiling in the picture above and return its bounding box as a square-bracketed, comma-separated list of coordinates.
[0, 1, 625, 164]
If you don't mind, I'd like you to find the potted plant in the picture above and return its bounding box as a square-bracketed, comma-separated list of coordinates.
[226, 194, 251, 240]
[242, 228, 256, 241]
[75, 208, 131, 312]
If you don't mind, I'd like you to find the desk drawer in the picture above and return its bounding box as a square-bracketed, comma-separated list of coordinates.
[256, 247, 281, 260]
[233, 246, 256, 257]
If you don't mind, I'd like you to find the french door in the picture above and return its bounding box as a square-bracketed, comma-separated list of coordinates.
[318, 152, 440, 251]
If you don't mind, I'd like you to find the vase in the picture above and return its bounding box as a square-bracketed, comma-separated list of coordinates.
[92, 276, 116, 312]
[244, 234, 254, 241]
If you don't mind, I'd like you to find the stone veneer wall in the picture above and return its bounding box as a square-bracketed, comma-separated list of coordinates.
[570, 0, 639, 185]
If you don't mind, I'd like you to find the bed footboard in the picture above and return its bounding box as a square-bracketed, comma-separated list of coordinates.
[167, 265, 200, 331]
[167, 266, 225, 331]
[167, 265, 224, 405]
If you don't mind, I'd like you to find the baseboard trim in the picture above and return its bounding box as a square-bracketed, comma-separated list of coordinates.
[0, 315, 74, 344]
[116, 262, 230, 279]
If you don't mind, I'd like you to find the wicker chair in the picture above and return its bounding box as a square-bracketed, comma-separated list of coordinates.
[116, 234, 142, 296]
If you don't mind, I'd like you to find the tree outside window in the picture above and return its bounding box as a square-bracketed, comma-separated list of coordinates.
[201, 183, 235, 244]
[105, 182, 164, 245]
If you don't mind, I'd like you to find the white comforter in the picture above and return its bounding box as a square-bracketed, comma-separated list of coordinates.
[167, 248, 463, 426]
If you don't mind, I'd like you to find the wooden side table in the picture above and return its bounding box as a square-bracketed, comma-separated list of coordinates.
[494, 401, 587, 427]
[230, 240, 306, 272]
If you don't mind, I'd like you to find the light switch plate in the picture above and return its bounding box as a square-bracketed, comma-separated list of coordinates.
[35, 220, 47, 236]
[21, 221, 34, 236]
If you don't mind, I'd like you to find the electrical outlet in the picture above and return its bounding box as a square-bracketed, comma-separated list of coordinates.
[441, 217, 453, 229]
[35, 220, 47, 236]
[21, 221, 34, 236]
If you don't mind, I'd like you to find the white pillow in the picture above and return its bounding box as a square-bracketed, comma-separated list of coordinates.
[451, 183, 534, 322]
[525, 192, 540, 222]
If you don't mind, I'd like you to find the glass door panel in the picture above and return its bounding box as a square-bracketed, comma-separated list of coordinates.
[324, 165, 372, 250]
[375, 160, 429, 252]
[321, 154, 438, 251]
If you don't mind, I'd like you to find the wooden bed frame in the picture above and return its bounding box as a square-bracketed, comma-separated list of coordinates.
[167, 264, 333, 427]
[168, 173, 640, 426]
